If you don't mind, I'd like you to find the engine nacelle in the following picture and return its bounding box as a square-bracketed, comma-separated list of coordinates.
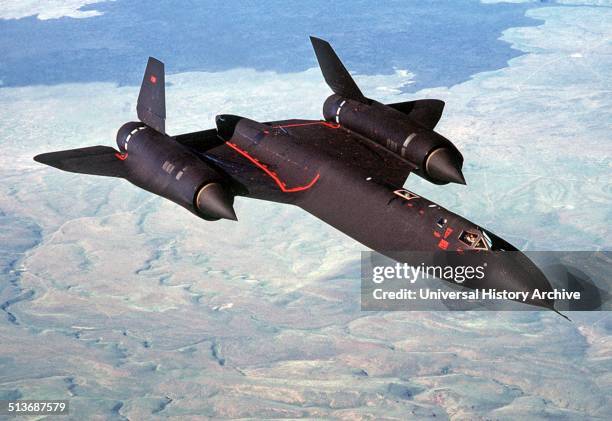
[115, 122, 236, 221]
[323, 94, 465, 185]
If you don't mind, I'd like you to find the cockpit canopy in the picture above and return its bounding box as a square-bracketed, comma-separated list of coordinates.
[458, 229, 490, 250]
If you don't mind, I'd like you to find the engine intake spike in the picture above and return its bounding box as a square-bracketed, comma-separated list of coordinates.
[425, 147, 466, 185]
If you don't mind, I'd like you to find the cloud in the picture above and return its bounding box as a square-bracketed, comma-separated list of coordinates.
[0, 0, 109, 21]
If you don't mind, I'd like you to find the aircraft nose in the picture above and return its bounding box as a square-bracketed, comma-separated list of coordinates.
[483, 251, 555, 309]
[456, 229, 556, 310]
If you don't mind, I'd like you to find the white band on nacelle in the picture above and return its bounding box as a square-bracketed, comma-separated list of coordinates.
[335, 100, 346, 124]
[401, 133, 417, 157]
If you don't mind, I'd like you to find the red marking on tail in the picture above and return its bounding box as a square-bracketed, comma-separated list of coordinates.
[225, 142, 320, 193]
[115, 152, 128, 161]
[149, 75, 157, 84]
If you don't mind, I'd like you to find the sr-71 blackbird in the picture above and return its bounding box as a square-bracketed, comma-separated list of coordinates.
[34, 37, 560, 313]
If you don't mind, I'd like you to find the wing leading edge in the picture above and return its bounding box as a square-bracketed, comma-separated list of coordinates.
[34, 146, 127, 178]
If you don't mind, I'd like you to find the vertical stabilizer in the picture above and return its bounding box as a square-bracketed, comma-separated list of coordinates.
[137, 57, 166, 134]
[310, 36, 368, 103]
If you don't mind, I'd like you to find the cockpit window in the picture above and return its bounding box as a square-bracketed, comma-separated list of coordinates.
[393, 189, 419, 200]
[436, 218, 447, 228]
[459, 230, 488, 250]
[481, 231, 493, 248]
[473, 238, 488, 250]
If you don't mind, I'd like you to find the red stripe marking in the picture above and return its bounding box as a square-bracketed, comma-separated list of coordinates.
[444, 227, 454, 239]
[322, 122, 340, 129]
[225, 142, 320, 193]
[115, 152, 128, 160]
[438, 239, 449, 250]
[273, 121, 340, 129]
[434, 231, 441, 238]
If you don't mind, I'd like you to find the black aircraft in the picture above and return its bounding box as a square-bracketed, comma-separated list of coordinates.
[34, 37, 560, 313]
